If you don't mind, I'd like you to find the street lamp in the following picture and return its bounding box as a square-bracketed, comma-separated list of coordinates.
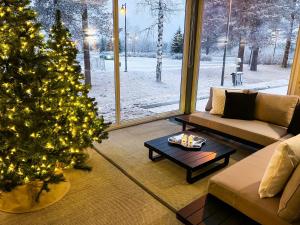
[121, 3, 128, 72]
[221, 0, 233, 86]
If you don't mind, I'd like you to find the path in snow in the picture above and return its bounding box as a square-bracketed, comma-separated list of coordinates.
[86, 55, 291, 122]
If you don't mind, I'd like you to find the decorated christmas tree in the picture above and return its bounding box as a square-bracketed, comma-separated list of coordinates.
[0, 0, 108, 200]
[46, 10, 109, 170]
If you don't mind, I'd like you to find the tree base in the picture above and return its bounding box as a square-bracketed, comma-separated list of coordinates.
[0, 179, 70, 214]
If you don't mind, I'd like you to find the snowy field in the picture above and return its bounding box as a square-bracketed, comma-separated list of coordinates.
[86, 53, 290, 122]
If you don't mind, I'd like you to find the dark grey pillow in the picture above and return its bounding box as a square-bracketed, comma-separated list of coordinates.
[288, 103, 300, 135]
[205, 87, 250, 112]
[222, 91, 258, 120]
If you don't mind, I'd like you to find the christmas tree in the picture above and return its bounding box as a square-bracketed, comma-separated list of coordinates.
[0, 0, 108, 197]
[47, 9, 109, 170]
[171, 28, 184, 54]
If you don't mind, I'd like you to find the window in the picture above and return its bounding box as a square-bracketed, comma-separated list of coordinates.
[35, 0, 187, 124]
[118, 0, 186, 121]
[196, 0, 300, 111]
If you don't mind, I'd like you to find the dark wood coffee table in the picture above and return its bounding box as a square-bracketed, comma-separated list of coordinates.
[144, 130, 236, 184]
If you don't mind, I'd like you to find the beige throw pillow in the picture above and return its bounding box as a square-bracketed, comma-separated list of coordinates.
[278, 164, 300, 222]
[210, 88, 245, 115]
[205, 87, 214, 112]
[259, 135, 300, 198]
[255, 93, 299, 127]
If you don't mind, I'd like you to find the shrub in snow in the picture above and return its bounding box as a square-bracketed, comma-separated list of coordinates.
[171, 53, 183, 60]
[201, 55, 212, 61]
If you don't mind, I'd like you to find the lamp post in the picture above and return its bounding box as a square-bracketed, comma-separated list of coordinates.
[121, 3, 128, 72]
[221, 0, 233, 86]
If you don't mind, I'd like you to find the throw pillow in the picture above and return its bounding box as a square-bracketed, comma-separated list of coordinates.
[205, 87, 214, 112]
[210, 88, 245, 115]
[259, 134, 300, 198]
[278, 164, 300, 222]
[222, 91, 257, 120]
[288, 103, 300, 135]
[255, 93, 299, 127]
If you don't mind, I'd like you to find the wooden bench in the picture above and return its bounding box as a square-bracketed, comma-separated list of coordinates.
[176, 194, 259, 225]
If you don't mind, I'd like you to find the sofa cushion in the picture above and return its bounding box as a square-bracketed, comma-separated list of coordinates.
[255, 93, 299, 127]
[259, 135, 300, 198]
[209, 142, 290, 225]
[279, 164, 300, 223]
[189, 111, 288, 146]
[210, 88, 227, 115]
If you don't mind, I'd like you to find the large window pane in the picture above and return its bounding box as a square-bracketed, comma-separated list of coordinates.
[118, 0, 186, 121]
[87, 0, 115, 123]
[196, 0, 300, 111]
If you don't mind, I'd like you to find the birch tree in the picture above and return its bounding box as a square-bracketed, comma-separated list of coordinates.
[139, 0, 180, 82]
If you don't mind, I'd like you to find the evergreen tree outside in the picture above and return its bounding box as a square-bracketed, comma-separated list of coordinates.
[99, 37, 107, 52]
[0, 0, 108, 197]
[171, 28, 184, 54]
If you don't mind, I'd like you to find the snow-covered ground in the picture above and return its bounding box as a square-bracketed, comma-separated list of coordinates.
[86, 53, 291, 122]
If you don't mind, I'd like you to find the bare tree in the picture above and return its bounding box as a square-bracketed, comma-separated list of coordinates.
[139, 0, 180, 82]
[230, 0, 280, 71]
[201, 0, 227, 56]
[281, 0, 300, 68]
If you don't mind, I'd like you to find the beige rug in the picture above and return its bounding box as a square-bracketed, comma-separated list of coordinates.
[0, 149, 180, 225]
[95, 119, 255, 211]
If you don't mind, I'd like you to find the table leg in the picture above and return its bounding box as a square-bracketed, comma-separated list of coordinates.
[224, 155, 230, 166]
[149, 149, 164, 162]
[186, 170, 193, 184]
[186, 155, 232, 184]
[182, 123, 186, 131]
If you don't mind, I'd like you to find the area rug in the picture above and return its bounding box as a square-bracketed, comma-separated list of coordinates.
[94, 119, 255, 211]
[0, 149, 179, 225]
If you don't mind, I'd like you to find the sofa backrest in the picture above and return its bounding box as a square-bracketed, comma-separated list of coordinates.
[255, 93, 299, 127]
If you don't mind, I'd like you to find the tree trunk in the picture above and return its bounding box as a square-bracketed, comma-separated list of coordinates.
[237, 39, 245, 72]
[156, 0, 164, 82]
[282, 39, 291, 68]
[248, 49, 253, 65]
[82, 1, 91, 85]
[250, 46, 259, 71]
[282, 12, 295, 68]
[205, 37, 210, 55]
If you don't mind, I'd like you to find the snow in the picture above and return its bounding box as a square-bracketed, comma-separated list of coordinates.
[86, 52, 291, 122]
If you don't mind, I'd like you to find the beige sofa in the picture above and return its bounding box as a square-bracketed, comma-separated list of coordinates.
[188, 92, 300, 225]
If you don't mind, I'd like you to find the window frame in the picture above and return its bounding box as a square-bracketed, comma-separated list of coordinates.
[110, 0, 191, 128]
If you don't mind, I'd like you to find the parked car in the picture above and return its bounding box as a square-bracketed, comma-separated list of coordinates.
[100, 51, 114, 60]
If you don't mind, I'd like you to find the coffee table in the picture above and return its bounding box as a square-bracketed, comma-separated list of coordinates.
[144, 130, 236, 184]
